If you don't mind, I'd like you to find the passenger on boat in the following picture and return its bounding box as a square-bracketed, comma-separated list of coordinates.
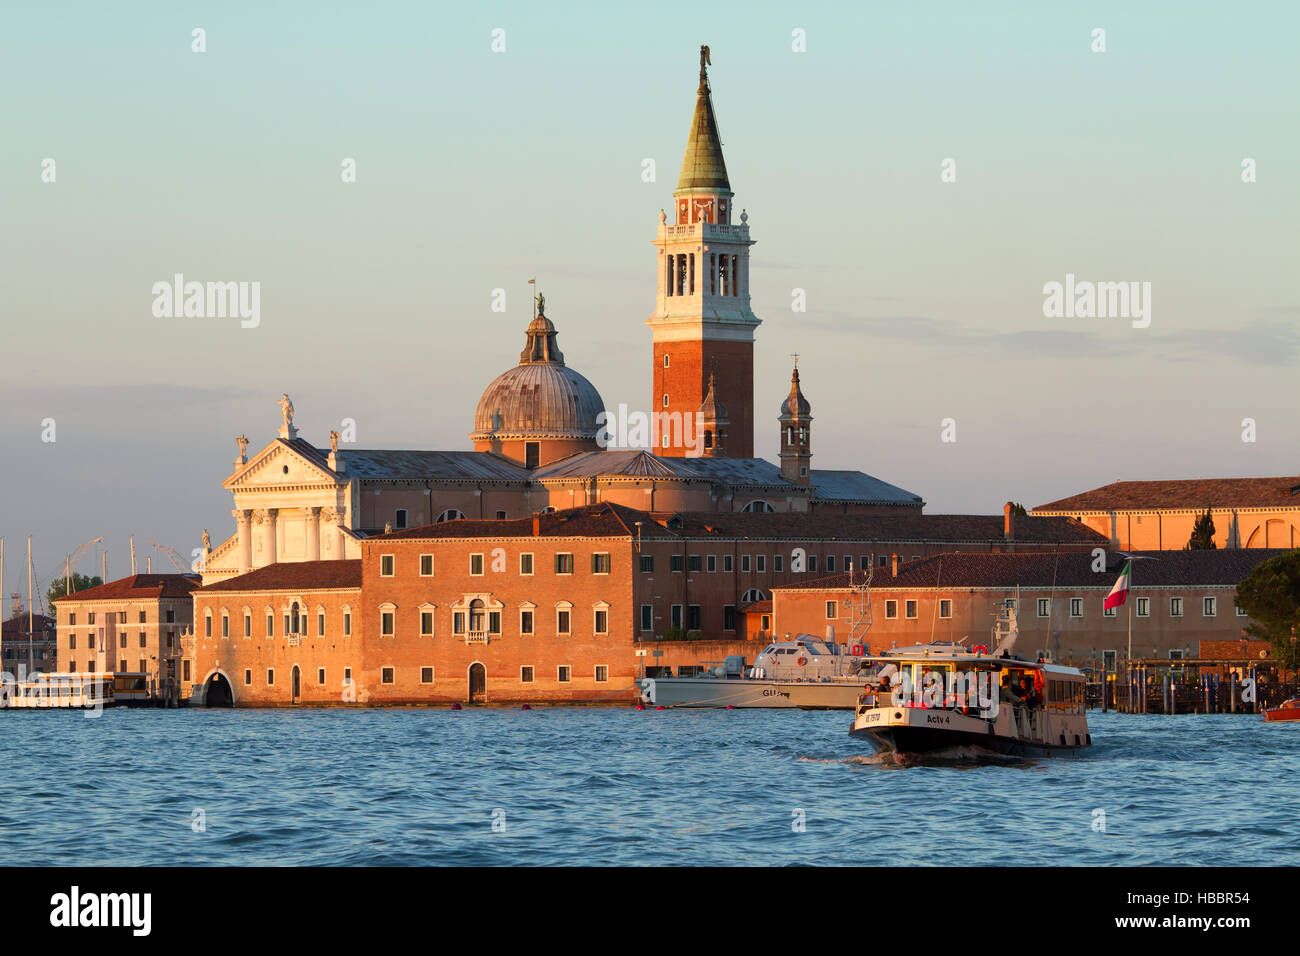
[1000, 673, 1024, 706]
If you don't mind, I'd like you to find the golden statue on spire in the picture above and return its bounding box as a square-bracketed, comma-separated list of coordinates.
[699, 45, 711, 89]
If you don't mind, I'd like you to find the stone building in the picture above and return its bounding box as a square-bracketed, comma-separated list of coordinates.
[1032, 477, 1300, 550]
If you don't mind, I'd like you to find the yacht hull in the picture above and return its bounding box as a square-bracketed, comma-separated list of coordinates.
[638, 677, 866, 710]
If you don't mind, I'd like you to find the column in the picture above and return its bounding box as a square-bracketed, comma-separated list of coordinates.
[304, 507, 321, 561]
[234, 510, 253, 572]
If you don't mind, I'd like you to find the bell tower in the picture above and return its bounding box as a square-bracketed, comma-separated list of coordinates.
[648, 46, 760, 459]
[778, 362, 812, 485]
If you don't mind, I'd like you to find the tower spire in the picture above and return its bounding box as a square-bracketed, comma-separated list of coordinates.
[677, 45, 729, 193]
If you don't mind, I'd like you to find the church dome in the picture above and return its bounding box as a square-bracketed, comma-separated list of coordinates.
[471, 305, 605, 441]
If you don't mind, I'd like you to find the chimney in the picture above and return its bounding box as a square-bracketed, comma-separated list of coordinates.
[890, 553, 899, 577]
[1003, 501, 1015, 540]
[532, 513, 541, 537]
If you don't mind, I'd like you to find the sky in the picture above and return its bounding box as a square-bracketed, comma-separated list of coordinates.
[1, 1, 1297, 599]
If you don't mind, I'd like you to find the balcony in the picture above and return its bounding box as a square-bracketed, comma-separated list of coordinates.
[464, 630, 490, 645]
[658, 222, 750, 242]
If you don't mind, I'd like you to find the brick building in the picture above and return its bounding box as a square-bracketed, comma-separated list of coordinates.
[52, 574, 200, 699]
[181, 502, 1106, 705]
[1, 608, 56, 676]
[769, 548, 1292, 668]
[1033, 477, 1300, 551]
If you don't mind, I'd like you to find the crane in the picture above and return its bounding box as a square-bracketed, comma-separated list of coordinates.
[150, 540, 191, 573]
[39, 535, 104, 616]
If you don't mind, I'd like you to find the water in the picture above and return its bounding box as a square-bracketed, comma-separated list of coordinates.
[1, 707, 1295, 866]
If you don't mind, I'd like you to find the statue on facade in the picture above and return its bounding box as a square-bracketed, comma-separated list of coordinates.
[329, 429, 340, 454]
[279, 393, 295, 429]
[235, 434, 249, 459]
[536, 292, 545, 317]
[202, 529, 211, 552]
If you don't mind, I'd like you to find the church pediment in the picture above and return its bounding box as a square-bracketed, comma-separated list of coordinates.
[224, 439, 341, 491]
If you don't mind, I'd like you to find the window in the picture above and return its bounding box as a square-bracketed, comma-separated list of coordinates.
[741, 500, 774, 513]
[670, 554, 684, 573]
[453, 612, 466, 634]
[244, 669, 252, 685]
[662, 394, 669, 408]
[905, 600, 918, 619]
[723, 605, 736, 630]
[1203, 596, 1217, 617]
[496, 510, 507, 520]
[244, 613, 251, 638]
[520, 553, 534, 575]
[343, 610, 351, 637]
[119, 659, 126, 673]
[436, 509, 465, 523]
[687, 554, 701, 572]
[885, 600, 898, 619]
[419, 554, 434, 576]
[1102, 650, 1117, 672]
[1037, 598, 1050, 618]
[69, 634, 77, 650]
[1103, 605, 1116, 618]
[318, 668, 326, 685]
[1070, 598, 1084, 618]
[421, 610, 434, 637]
[878, 555, 888, 568]
[1236, 602, 1248, 617]
[774, 554, 784, 573]
[756, 555, 766, 573]
[740, 589, 766, 604]
[741, 555, 751, 573]
[266, 612, 274, 636]
[1136, 597, 1150, 618]
[594, 609, 608, 634]
[381, 610, 395, 637]
[520, 609, 534, 635]
[939, 600, 952, 619]
[267, 669, 275, 686]
[663, 355, 670, 368]
[380, 555, 394, 576]
[687, 605, 701, 630]
[557, 666, 571, 683]
[671, 605, 683, 629]
[488, 611, 501, 635]
[204, 612, 212, 638]
[808, 555, 818, 574]
[120, 634, 127, 648]
[119, 611, 127, 624]
[394, 509, 408, 530]
[640, 605, 652, 631]
[138, 610, 146, 624]
[723, 555, 734, 572]
[639, 555, 654, 573]
[556, 609, 571, 634]
[555, 553, 574, 575]
[826, 556, 836, 573]
[69, 613, 76, 625]
[592, 553, 611, 574]
[1170, 597, 1183, 617]
[595, 665, 609, 683]
[706, 555, 716, 573]
[381, 667, 394, 684]
[139, 632, 147, 647]
[520, 666, 534, 683]
[166, 609, 175, 623]
[421, 667, 434, 684]
[69, 660, 76, 671]
[470, 554, 484, 575]
[825, 601, 837, 619]
[317, 611, 326, 637]
[89, 612, 96, 624]
[525, 441, 540, 468]
[345, 667, 352, 682]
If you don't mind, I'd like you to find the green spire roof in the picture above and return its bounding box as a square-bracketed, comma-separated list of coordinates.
[676, 48, 730, 193]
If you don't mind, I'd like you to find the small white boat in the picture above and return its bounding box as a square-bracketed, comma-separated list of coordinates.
[637, 635, 874, 710]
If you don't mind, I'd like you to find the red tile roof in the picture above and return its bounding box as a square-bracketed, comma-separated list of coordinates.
[1034, 477, 1300, 512]
[2, 614, 55, 637]
[374, 503, 1104, 545]
[197, 560, 362, 593]
[776, 549, 1293, 592]
[51, 574, 202, 603]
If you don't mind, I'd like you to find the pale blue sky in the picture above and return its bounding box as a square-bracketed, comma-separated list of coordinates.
[1, 1, 1297, 591]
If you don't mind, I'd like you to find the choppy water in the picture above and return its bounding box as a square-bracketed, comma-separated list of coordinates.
[1, 708, 1295, 866]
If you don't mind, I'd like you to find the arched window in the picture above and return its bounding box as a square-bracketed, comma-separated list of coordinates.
[435, 509, 465, 523]
[290, 601, 301, 635]
[741, 500, 774, 513]
[469, 599, 486, 633]
[741, 589, 768, 604]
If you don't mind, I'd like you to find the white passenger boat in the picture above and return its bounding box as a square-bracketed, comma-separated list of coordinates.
[637, 635, 874, 710]
[849, 606, 1092, 758]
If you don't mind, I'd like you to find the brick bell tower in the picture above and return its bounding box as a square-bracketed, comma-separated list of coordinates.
[648, 45, 760, 458]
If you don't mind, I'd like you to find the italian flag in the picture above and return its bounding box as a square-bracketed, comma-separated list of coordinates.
[1104, 559, 1132, 610]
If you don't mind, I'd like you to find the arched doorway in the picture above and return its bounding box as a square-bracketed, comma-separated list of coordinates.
[204, 673, 233, 707]
[468, 662, 486, 703]
[290, 665, 301, 703]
